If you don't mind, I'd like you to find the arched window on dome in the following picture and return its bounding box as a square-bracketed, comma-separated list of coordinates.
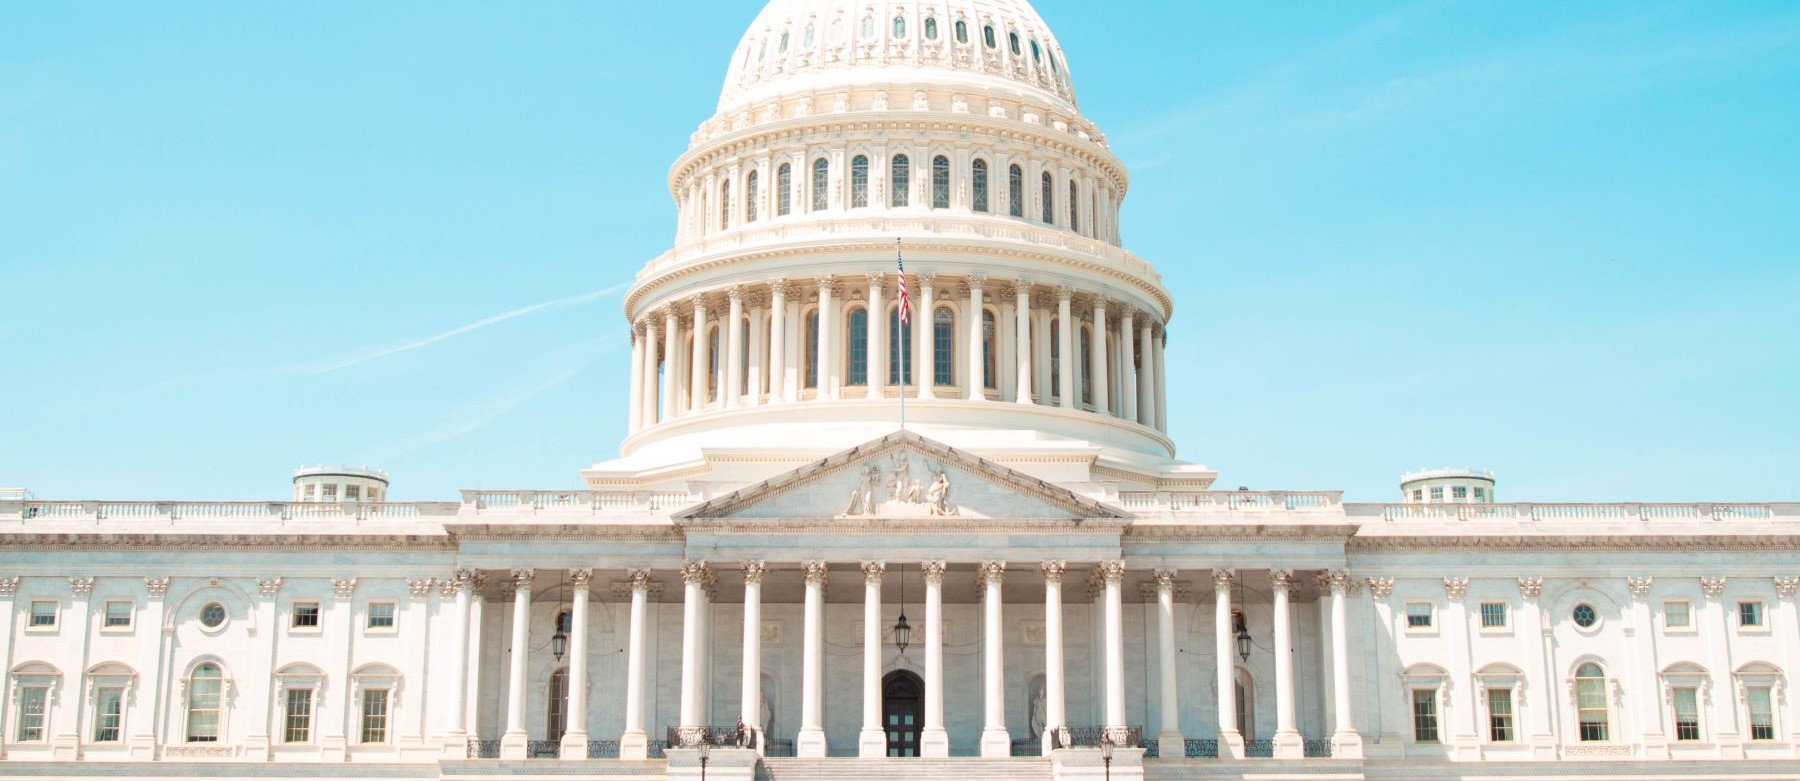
[186, 663, 223, 742]
[971, 159, 989, 213]
[804, 22, 816, 49]
[851, 156, 870, 209]
[830, 19, 844, 45]
[1068, 180, 1078, 233]
[861, 15, 875, 41]
[983, 25, 996, 50]
[758, 37, 768, 62]
[707, 325, 720, 403]
[803, 310, 819, 389]
[745, 170, 760, 224]
[846, 307, 868, 387]
[933, 307, 955, 387]
[1049, 318, 1061, 399]
[924, 17, 938, 41]
[889, 305, 913, 386]
[893, 15, 906, 39]
[955, 20, 968, 45]
[1008, 164, 1023, 217]
[931, 155, 950, 209]
[1079, 327, 1092, 407]
[776, 163, 792, 217]
[779, 30, 789, 55]
[1041, 171, 1054, 224]
[812, 158, 829, 212]
[890, 154, 910, 208]
[1031, 39, 1041, 63]
[982, 309, 997, 390]
[1009, 31, 1021, 57]
[719, 180, 732, 230]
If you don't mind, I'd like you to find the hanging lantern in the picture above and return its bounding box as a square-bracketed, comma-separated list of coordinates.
[1235, 622, 1251, 663]
[893, 569, 912, 654]
[552, 575, 569, 662]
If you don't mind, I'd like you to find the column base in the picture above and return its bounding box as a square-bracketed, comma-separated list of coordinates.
[1330, 730, 1364, 760]
[796, 727, 828, 758]
[500, 730, 528, 761]
[559, 730, 589, 761]
[980, 728, 1012, 757]
[1272, 730, 1303, 759]
[442, 730, 470, 759]
[921, 727, 950, 758]
[1217, 730, 1245, 760]
[859, 728, 887, 758]
[620, 730, 649, 760]
[1158, 731, 1187, 759]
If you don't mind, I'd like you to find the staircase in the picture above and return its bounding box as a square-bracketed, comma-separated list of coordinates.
[756, 757, 1052, 781]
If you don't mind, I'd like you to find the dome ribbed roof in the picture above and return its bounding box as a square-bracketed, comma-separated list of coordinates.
[719, 0, 1078, 115]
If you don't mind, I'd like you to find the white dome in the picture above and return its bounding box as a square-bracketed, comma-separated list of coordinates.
[720, 0, 1078, 115]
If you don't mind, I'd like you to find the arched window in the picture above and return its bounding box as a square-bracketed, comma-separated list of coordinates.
[546, 668, 569, 743]
[851, 155, 870, 208]
[707, 326, 720, 402]
[186, 663, 223, 742]
[933, 307, 955, 387]
[812, 158, 829, 212]
[982, 309, 997, 390]
[1041, 172, 1055, 224]
[955, 20, 968, 44]
[779, 30, 789, 54]
[1575, 663, 1609, 742]
[983, 25, 996, 49]
[1049, 318, 1061, 398]
[777, 163, 792, 217]
[804, 22, 815, 48]
[924, 17, 938, 41]
[930, 156, 950, 209]
[745, 170, 760, 223]
[893, 15, 906, 39]
[971, 159, 989, 213]
[803, 310, 819, 389]
[861, 15, 875, 41]
[846, 307, 869, 386]
[1008, 31, 1021, 57]
[1068, 180, 1079, 231]
[1031, 39, 1041, 63]
[889, 306, 913, 386]
[890, 154, 910, 207]
[1079, 328, 1092, 406]
[1235, 665, 1256, 741]
[1008, 164, 1023, 217]
[719, 180, 733, 229]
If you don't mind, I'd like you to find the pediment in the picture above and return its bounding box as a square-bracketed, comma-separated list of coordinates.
[674, 430, 1130, 522]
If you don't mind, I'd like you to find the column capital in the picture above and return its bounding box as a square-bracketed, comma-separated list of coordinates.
[439, 573, 466, 598]
[660, 305, 678, 322]
[408, 578, 437, 598]
[867, 273, 887, 294]
[333, 577, 359, 599]
[1212, 569, 1234, 592]
[68, 576, 95, 598]
[968, 274, 988, 289]
[921, 560, 947, 584]
[1625, 576, 1654, 600]
[769, 280, 791, 299]
[1056, 284, 1074, 302]
[633, 320, 648, 338]
[257, 577, 283, 600]
[1700, 576, 1727, 599]
[742, 561, 768, 584]
[471, 572, 490, 592]
[727, 284, 744, 302]
[1517, 576, 1544, 599]
[1092, 296, 1109, 312]
[804, 560, 830, 585]
[1776, 576, 1800, 599]
[1269, 569, 1293, 591]
[628, 569, 653, 592]
[979, 560, 1006, 587]
[1119, 307, 1138, 323]
[861, 560, 886, 583]
[0, 576, 20, 597]
[1366, 577, 1395, 599]
[681, 560, 710, 585]
[816, 274, 837, 293]
[690, 292, 708, 311]
[1442, 577, 1469, 601]
[569, 569, 595, 589]
[1097, 560, 1126, 584]
[1014, 278, 1034, 295]
[1329, 570, 1356, 595]
[1040, 560, 1067, 582]
[1152, 569, 1178, 590]
[747, 291, 767, 309]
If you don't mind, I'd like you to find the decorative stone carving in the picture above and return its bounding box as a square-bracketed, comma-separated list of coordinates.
[727, 285, 744, 303]
[742, 561, 767, 584]
[1328, 570, 1355, 595]
[861, 560, 885, 583]
[1097, 560, 1126, 584]
[1776, 577, 1800, 599]
[921, 560, 947, 584]
[68, 577, 95, 597]
[569, 569, 594, 589]
[1213, 569, 1234, 592]
[508, 570, 534, 592]
[1443, 578, 1469, 600]
[144, 577, 170, 598]
[680, 561, 709, 585]
[1626, 577, 1654, 600]
[803, 560, 829, 586]
[331, 578, 358, 599]
[978, 560, 1006, 587]
[407, 578, 436, 598]
[439, 573, 465, 598]
[628, 569, 653, 591]
[1152, 569, 1178, 590]
[1700, 577, 1728, 599]
[470, 572, 489, 592]
[1040, 561, 1066, 583]
[256, 578, 282, 600]
[1367, 577, 1395, 600]
[0, 576, 19, 597]
[1517, 577, 1544, 599]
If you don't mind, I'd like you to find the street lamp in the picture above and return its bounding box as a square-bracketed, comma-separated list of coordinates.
[1098, 732, 1114, 781]
[698, 740, 711, 781]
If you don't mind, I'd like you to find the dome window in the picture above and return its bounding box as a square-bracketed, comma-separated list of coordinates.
[851, 155, 870, 208]
[745, 170, 760, 224]
[776, 163, 792, 217]
[955, 20, 968, 44]
[972, 159, 989, 213]
[812, 158, 830, 212]
[758, 37, 768, 62]
[890, 154, 910, 208]
[1041, 171, 1054, 224]
[1009, 31, 1021, 57]
[1031, 40, 1041, 63]
[830, 19, 844, 44]
[931, 155, 950, 209]
[861, 15, 874, 41]
[893, 15, 906, 39]
[779, 31, 789, 54]
[924, 17, 937, 41]
[983, 25, 996, 49]
[1048, 52, 1059, 75]
[804, 22, 816, 48]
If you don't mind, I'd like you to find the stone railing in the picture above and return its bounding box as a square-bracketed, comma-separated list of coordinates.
[1351, 502, 1800, 523]
[461, 490, 703, 515]
[1117, 491, 1344, 513]
[0, 500, 459, 525]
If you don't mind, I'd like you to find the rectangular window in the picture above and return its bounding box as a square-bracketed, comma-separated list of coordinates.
[1406, 603, 1433, 629]
[16, 686, 47, 742]
[1411, 488, 1424, 502]
[1429, 486, 1444, 501]
[1672, 686, 1701, 741]
[367, 602, 396, 630]
[345, 485, 361, 501]
[104, 600, 133, 628]
[93, 687, 123, 742]
[1479, 602, 1508, 629]
[284, 688, 314, 744]
[321, 484, 338, 500]
[1473, 487, 1487, 501]
[292, 602, 321, 629]
[1738, 601, 1764, 628]
[29, 600, 56, 627]
[1411, 689, 1439, 743]
[1748, 686, 1775, 741]
[360, 689, 389, 744]
[1453, 486, 1468, 499]
[1486, 688, 1514, 742]
[1664, 601, 1691, 629]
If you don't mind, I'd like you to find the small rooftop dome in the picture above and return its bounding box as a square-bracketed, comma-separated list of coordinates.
[1400, 467, 1495, 504]
[293, 465, 389, 503]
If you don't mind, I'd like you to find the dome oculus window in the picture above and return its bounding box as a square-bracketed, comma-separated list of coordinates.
[1572, 603, 1598, 629]
[955, 20, 968, 44]
[199, 602, 226, 629]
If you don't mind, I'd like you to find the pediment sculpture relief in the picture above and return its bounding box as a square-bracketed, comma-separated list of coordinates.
[843, 454, 958, 518]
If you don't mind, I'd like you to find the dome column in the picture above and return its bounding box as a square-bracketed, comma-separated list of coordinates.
[746, 292, 765, 407]
[867, 274, 887, 399]
[689, 295, 710, 414]
[1056, 287, 1075, 410]
[627, 324, 645, 434]
[1014, 280, 1033, 404]
[726, 286, 744, 409]
[1120, 309, 1138, 423]
[915, 275, 936, 400]
[1137, 319, 1155, 428]
[661, 308, 679, 423]
[1091, 297, 1109, 415]
[1154, 325, 1168, 431]
[817, 276, 838, 399]
[768, 282, 788, 404]
[966, 276, 986, 401]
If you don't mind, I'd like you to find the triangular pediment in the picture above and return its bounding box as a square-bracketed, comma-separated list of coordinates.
[674, 430, 1131, 522]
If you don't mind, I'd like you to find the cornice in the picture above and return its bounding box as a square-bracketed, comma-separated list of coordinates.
[677, 517, 1129, 534]
[1123, 524, 1361, 542]
[1349, 533, 1800, 551]
[443, 524, 683, 541]
[0, 532, 453, 550]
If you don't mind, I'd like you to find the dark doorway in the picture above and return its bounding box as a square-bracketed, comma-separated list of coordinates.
[883, 670, 924, 757]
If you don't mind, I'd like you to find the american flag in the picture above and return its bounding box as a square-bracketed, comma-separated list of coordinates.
[896, 240, 910, 326]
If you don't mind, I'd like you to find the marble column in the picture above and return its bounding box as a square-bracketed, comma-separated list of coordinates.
[560, 570, 593, 759]
[1014, 281, 1033, 404]
[726, 286, 745, 409]
[690, 296, 709, 413]
[500, 569, 534, 760]
[1153, 326, 1167, 431]
[1444, 578, 1478, 756]
[1213, 570, 1243, 759]
[1137, 320, 1155, 427]
[1101, 561, 1127, 728]
[1774, 578, 1800, 745]
[620, 570, 652, 760]
[868, 274, 887, 399]
[678, 561, 707, 727]
[443, 571, 474, 754]
[628, 326, 645, 433]
[1120, 310, 1138, 423]
[818, 276, 837, 399]
[1271, 570, 1302, 758]
[916, 275, 936, 399]
[1328, 571, 1364, 758]
[922, 561, 950, 757]
[798, 561, 829, 757]
[967, 276, 987, 400]
[1626, 577, 1666, 755]
[1090, 297, 1109, 414]
[643, 321, 661, 429]
[661, 308, 679, 422]
[741, 562, 766, 751]
[979, 561, 1010, 756]
[860, 562, 886, 757]
[1154, 570, 1183, 751]
[1057, 288, 1075, 409]
[1041, 562, 1067, 755]
[746, 295, 765, 407]
[1701, 577, 1743, 755]
[768, 283, 788, 404]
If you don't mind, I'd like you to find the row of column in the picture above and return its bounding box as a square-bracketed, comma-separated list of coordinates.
[626, 277, 1169, 434]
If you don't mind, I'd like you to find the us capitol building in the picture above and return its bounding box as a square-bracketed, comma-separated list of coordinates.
[4, 1, 1797, 780]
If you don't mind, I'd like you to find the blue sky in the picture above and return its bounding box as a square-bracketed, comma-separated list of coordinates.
[2, 1, 1797, 502]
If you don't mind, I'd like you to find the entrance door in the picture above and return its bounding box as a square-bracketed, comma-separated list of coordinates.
[883, 670, 924, 757]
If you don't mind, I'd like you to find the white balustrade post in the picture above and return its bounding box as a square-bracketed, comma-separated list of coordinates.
[916, 275, 936, 400]
[922, 561, 950, 757]
[1214, 570, 1243, 759]
[1271, 570, 1302, 758]
[1102, 561, 1127, 728]
[1120, 310, 1138, 423]
[560, 570, 593, 759]
[1041, 562, 1067, 755]
[1057, 288, 1075, 409]
[620, 570, 652, 760]
[500, 569, 534, 760]
[1015, 281, 1033, 404]
[1154, 570, 1184, 752]
[661, 309, 679, 423]
[768, 283, 788, 404]
[979, 561, 1010, 756]
[967, 276, 987, 400]
[1091, 298, 1110, 414]
[1329, 571, 1364, 758]
[726, 286, 745, 409]
[868, 274, 887, 399]
[859, 562, 886, 757]
[741, 562, 766, 752]
[798, 561, 830, 756]
[678, 561, 707, 728]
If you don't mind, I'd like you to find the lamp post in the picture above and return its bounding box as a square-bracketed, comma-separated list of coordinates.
[1099, 732, 1114, 781]
[698, 740, 711, 781]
